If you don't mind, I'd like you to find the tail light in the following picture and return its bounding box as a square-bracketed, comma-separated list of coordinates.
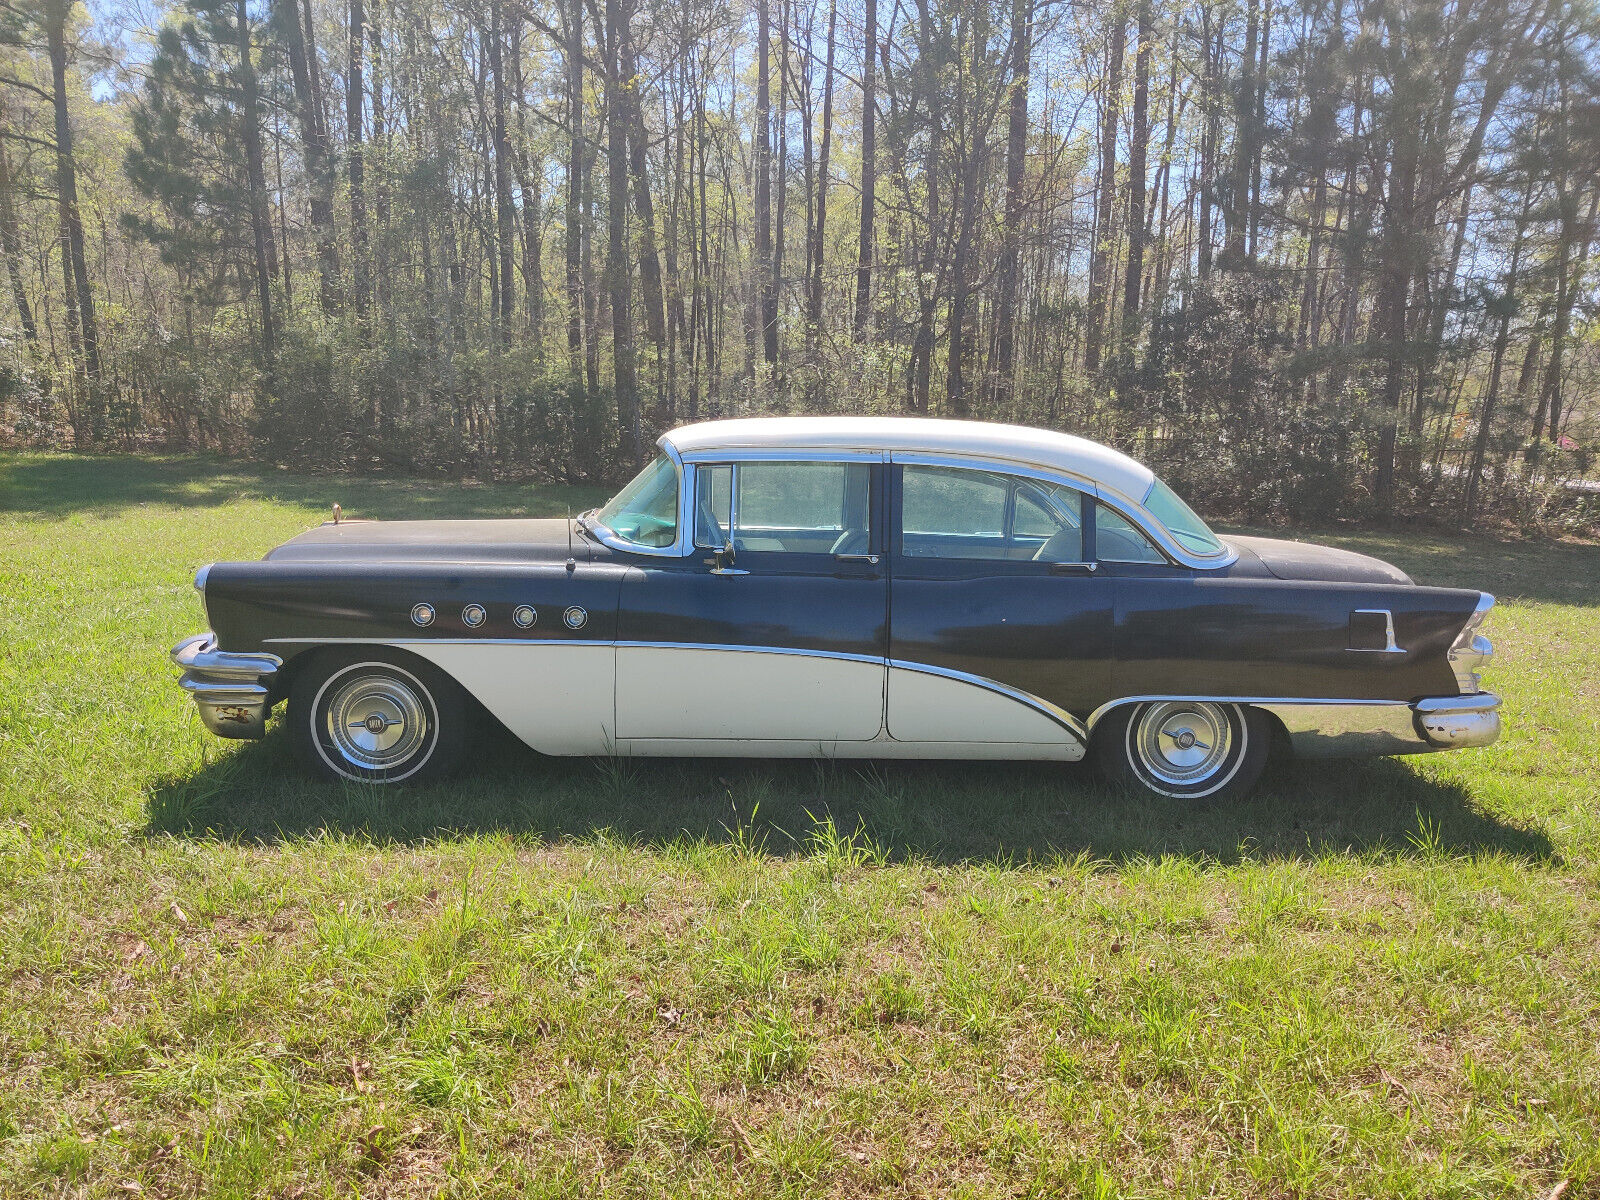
[1448, 593, 1494, 694]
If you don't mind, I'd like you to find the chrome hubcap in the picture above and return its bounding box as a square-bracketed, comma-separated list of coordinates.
[1133, 701, 1233, 788]
[324, 672, 429, 771]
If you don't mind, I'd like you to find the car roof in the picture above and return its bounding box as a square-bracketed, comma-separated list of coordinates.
[661, 416, 1157, 500]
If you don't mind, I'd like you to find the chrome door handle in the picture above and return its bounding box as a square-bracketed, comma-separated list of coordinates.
[834, 553, 880, 565]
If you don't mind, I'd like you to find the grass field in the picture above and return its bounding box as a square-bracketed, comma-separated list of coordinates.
[2, 450, 1598, 1199]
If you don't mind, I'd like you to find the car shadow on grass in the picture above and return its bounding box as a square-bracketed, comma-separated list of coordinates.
[146, 724, 1555, 867]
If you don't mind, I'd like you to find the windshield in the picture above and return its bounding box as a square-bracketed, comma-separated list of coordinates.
[1142, 478, 1225, 557]
[594, 453, 680, 548]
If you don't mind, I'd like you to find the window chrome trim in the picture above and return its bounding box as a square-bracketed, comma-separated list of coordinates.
[887, 451, 1236, 571]
[578, 439, 694, 558]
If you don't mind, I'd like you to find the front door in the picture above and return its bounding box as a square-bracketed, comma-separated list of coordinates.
[885, 459, 1114, 745]
[615, 457, 887, 742]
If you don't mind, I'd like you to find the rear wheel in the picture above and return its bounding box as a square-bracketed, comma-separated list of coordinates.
[289, 651, 467, 784]
[1093, 700, 1269, 805]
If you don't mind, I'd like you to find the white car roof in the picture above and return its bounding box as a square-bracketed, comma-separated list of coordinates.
[661, 416, 1157, 501]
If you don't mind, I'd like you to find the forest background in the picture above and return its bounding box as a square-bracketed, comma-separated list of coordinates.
[0, 0, 1596, 528]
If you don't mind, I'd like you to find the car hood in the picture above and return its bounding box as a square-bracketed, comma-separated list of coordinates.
[1223, 535, 1413, 585]
[262, 518, 602, 565]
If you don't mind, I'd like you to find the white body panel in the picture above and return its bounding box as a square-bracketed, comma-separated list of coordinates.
[615, 646, 884, 740]
[886, 664, 1081, 746]
[348, 641, 1086, 762]
[405, 642, 616, 754]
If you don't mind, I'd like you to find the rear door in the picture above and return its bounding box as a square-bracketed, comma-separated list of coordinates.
[885, 458, 1113, 743]
[615, 456, 888, 742]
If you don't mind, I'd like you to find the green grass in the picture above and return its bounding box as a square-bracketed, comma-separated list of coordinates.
[2, 450, 1598, 1198]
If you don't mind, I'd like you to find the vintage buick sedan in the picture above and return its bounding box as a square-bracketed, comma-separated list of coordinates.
[172, 417, 1500, 801]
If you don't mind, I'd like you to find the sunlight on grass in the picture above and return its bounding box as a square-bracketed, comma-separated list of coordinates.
[0, 452, 1597, 1196]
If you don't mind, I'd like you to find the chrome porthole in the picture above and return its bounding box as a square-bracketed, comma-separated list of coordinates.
[1127, 701, 1241, 795]
[410, 602, 435, 628]
[562, 606, 588, 630]
[462, 603, 487, 628]
[318, 666, 433, 778]
[513, 604, 537, 629]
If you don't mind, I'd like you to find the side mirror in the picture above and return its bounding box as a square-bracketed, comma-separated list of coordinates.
[705, 540, 746, 575]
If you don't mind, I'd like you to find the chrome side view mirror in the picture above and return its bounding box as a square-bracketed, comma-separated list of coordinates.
[706, 540, 747, 575]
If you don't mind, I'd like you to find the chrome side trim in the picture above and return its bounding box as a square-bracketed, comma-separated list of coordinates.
[258, 636, 1084, 744]
[171, 633, 282, 740]
[1086, 694, 1393, 732]
[1088, 693, 1503, 759]
[887, 658, 1088, 741]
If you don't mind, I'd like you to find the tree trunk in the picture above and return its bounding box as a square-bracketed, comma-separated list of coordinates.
[0, 117, 37, 343]
[852, 0, 876, 338]
[622, 31, 667, 355]
[755, 0, 777, 369]
[565, 0, 585, 378]
[1083, 14, 1124, 374]
[805, 0, 837, 369]
[1224, 0, 1259, 266]
[489, 0, 515, 342]
[605, 0, 639, 459]
[1120, 0, 1151, 364]
[275, 0, 339, 310]
[347, 0, 370, 315]
[1465, 177, 1533, 519]
[235, 0, 278, 365]
[991, 0, 1030, 405]
[45, 0, 99, 394]
[1533, 187, 1598, 443]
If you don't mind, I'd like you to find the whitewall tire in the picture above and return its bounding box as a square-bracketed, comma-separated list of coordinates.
[289, 650, 467, 784]
[1093, 700, 1270, 805]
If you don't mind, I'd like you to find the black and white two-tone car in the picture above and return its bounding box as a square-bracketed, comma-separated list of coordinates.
[172, 417, 1500, 802]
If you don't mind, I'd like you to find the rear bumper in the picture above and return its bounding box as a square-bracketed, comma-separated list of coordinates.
[1263, 693, 1501, 759]
[171, 633, 282, 740]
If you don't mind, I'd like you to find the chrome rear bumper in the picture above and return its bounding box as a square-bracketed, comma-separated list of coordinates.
[171, 633, 282, 740]
[1263, 693, 1501, 759]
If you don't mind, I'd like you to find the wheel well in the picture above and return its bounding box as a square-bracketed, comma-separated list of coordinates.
[1087, 698, 1294, 761]
[268, 643, 444, 708]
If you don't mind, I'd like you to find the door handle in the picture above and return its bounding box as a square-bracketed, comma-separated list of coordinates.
[1048, 561, 1098, 575]
[835, 553, 880, 565]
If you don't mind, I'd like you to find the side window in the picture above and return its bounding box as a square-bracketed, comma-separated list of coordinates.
[1095, 502, 1166, 564]
[695, 461, 872, 554]
[899, 466, 1084, 562]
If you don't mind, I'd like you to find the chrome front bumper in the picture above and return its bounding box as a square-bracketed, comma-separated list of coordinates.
[1263, 693, 1502, 759]
[171, 633, 282, 740]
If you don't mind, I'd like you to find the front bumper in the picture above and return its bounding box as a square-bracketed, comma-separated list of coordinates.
[171, 633, 282, 740]
[1263, 693, 1502, 759]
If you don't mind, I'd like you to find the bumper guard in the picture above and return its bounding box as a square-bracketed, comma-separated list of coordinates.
[171, 633, 282, 740]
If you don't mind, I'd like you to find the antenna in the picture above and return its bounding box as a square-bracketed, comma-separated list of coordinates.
[566, 507, 576, 573]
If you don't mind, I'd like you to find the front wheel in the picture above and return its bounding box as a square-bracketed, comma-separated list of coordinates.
[289, 651, 467, 784]
[1093, 700, 1270, 805]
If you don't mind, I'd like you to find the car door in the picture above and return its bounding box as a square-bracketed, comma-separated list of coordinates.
[614, 456, 888, 742]
[885, 458, 1114, 745]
